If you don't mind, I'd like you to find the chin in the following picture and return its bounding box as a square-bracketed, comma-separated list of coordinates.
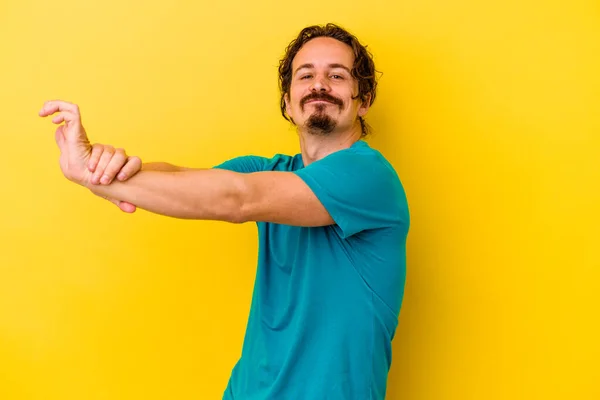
[305, 112, 337, 135]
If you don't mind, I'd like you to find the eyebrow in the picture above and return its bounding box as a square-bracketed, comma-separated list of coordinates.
[293, 63, 352, 76]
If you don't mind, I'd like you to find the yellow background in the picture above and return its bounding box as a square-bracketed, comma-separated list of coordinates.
[1, 0, 599, 399]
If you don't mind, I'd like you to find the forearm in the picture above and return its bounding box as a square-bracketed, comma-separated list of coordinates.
[86, 169, 245, 222]
[142, 162, 196, 172]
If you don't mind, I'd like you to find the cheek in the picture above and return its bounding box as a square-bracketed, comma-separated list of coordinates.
[290, 87, 306, 106]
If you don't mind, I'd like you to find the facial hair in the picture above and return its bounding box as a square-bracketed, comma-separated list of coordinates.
[301, 93, 343, 136]
[305, 103, 336, 135]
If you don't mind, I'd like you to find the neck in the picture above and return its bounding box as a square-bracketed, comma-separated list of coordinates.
[298, 123, 363, 166]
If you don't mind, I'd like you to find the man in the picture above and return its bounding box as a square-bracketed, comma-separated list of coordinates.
[40, 23, 410, 400]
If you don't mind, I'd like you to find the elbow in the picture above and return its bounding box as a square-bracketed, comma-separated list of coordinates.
[224, 174, 252, 224]
[227, 201, 247, 224]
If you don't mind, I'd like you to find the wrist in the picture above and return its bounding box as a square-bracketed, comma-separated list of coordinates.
[76, 169, 95, 190]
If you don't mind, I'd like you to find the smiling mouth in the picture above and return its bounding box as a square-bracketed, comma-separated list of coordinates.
[307, 100, 332, 104]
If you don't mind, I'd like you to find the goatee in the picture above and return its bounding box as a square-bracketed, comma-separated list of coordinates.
[306, 103, 337, 135]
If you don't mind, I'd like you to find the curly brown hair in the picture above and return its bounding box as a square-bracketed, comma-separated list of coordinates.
[278, 23, 379, 137]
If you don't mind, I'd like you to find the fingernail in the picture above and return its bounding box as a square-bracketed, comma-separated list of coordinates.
[100, 175, 109, 184]
[117, 173, 126, 181]
[92, 175, 100, 184]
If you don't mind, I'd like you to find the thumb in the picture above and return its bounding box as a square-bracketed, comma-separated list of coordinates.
[119, 201, 137, 214]
[54, 125, 66, 151]
[104, 197, 137, 213]
[118, 201, 137, 213]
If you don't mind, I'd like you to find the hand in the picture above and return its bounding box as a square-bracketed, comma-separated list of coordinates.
[39, 100, 93, 186]
[88, 144, 142, 185]
[39, 100, 137, 213]
[87, 144, 142, 213]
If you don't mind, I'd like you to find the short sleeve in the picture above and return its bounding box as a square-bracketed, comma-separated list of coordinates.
[293, 150, 409, 238]
[212, 155, 271, 173]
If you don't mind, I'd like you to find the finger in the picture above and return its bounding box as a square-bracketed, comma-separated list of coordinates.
[101, 149, 128, 184]
[107, 198, 137, 213]
[88, 144, 104, 172]
[40, 101, 88, 147]
[51, 113, 65, 124]
[91, 146, 115, 184]
[96, 193, 136, 213]
[105, 198, 135, 213]
[118, 201, 137, 213]
[116, 156, 142, 181]
[39, 100, 79, 118]
[50, 112, 70, 125]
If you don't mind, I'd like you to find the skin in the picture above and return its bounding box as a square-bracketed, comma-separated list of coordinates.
[285, 37, 371, 165]
[39, 37, 372, 223]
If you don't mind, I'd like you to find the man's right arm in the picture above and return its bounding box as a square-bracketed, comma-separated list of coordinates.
[142, 162, 198, 172]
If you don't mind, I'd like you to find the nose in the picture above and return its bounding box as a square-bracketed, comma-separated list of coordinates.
[310, 76, 330, 92]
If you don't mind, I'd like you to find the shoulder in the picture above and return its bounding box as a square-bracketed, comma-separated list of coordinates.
[303, 140, 403, 189]
[292, 141, 410, 236]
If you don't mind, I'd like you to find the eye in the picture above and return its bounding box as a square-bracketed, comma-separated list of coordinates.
[331, 74, 345, 80]
[300, 74, 313, 80]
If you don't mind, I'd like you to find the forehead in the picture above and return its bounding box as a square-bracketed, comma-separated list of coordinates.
[292, 37, 354, 70]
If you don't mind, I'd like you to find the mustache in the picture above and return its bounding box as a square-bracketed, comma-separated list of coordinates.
[300, 93, 344, 108]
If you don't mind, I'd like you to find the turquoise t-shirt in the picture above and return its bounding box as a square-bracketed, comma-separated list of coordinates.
[214, 140, 410, 400]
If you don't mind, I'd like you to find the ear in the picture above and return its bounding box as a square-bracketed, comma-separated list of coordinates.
[357, 93, 372, 117]
[284, 92, 292, 118]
